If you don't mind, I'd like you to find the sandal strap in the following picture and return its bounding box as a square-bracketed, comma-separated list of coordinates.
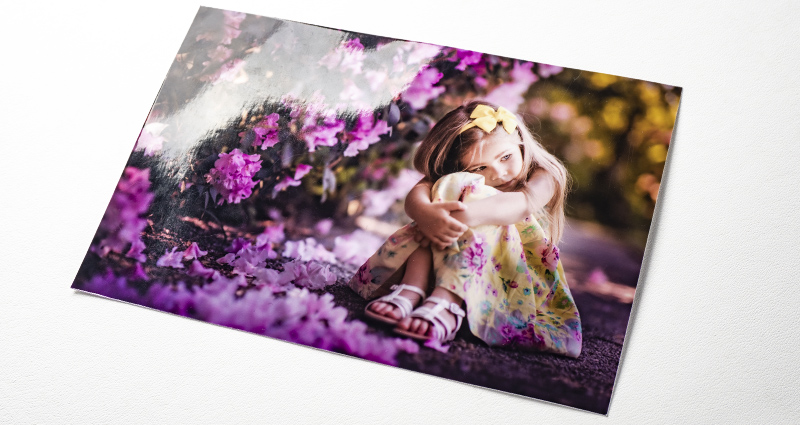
[366, 283, 426, 318]
[408, 296, 465, 342]
[423, 296, 466, 318]
[390, 284, 426, 298]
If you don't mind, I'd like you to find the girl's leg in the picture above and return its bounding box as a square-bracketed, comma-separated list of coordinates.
[367, 245, 432, 321]
[396, 286, 463, 337]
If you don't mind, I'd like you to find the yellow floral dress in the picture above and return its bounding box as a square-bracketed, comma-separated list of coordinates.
[349, 172, 582, 358]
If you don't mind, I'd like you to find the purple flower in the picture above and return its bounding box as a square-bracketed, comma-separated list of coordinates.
[81, 269, 142, 304]
[156, 247, 185, 269]
[256, 224, 285, 247]
[282, 238, 337, 263]
[222, 10, 246, 29]
[482, 61, 538, 110]
[187, 279, 419, 365]
[94, 167, 154, 258]
[333, 230, 384, 266]
[252, 266, 294, 288]
[319, 38, 365, 74]
[450, 48, 483, 71]
[402, 67, 445, 110]
[207, 45, 232, 63]
[243, 113, 280, 149]
[126, 238, 147, 262]
[145, 281, 195, 316]
[537, 63, 563, 78]
[221, 26, 242, 45]
[282, 259, 337, 290]
[187, 260, 220, 280]
[227, 237, 251, 253]
[343, 114, 390, 157]
[360, 189, 397, 217]
[386, 168, 424, 200]
[231, 245, 276, 276]
[183, 242, 208, 260]
[272, 175, 302, 197]
[216, 253, 237, 265]
[272, 164, 314, 197]
[314, 219, 333, 235]
[404, 42, 442, 66]
[301, 115, 345, 152]
[205, 148, 262, 205]
[294, 164, 313, 180]
[344, 38, 364, 51]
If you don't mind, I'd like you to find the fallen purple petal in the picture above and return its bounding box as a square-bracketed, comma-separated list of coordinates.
[256, 224, 285, 247]
[282, 238, 337, 263]
[216, 253, 237, 265]
[126, 238, 147, 262]
[187, 260, 221, 280]
[183, 242, 208, 260]
[156, 247, 185, 269]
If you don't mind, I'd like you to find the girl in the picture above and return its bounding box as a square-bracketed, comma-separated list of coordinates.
[349, 100, 582, 358]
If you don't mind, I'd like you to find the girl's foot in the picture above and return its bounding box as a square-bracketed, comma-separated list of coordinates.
[395, 287, 464, 339]
[365, 283, 426, 323]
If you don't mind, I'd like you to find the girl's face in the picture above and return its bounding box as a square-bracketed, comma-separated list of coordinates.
[460, 129, 524, 191]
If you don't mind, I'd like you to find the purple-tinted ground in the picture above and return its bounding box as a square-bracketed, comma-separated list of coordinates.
[74, 217, 641, 414]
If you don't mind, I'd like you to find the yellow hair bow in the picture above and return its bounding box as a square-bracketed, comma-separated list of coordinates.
[458, 105, 518, 135]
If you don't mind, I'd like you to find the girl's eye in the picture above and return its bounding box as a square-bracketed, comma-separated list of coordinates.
[501, 154, 511, 161]
[470, 166, 486, 172]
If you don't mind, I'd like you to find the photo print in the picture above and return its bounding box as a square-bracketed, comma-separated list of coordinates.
[72, 6, 681, 414]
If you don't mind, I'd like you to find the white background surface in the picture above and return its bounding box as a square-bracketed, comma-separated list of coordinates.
[2, 0, 799, 423]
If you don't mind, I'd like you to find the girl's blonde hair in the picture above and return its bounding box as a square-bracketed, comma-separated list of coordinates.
[413, 100, 570, 243]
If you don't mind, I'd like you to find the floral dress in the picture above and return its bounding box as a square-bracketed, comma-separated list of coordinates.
[349, 172, 582, 358]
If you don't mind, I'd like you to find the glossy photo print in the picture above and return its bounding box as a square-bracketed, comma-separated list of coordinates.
[71, 7, 681, 414]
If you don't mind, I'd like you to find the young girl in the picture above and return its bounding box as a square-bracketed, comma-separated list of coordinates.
[349, 100, 582, 358]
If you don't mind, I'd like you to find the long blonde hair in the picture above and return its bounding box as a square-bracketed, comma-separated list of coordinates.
[413, 100, 569, 243]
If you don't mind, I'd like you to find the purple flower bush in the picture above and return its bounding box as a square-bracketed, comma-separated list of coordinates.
[402, 67, 446, 110]
[343, 114, 391, 157]
[205, 149, 262, 205]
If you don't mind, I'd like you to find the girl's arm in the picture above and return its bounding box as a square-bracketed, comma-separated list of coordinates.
[405, 178, 469, 249]
[450, 168, 555, 227]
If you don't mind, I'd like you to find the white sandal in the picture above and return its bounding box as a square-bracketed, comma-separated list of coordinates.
[393, 296, 466, 343]
[364, 284, 427, 325]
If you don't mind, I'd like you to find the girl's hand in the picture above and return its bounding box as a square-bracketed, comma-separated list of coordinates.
[414, 201, 469, 250]
[449, 209, 474, 228]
